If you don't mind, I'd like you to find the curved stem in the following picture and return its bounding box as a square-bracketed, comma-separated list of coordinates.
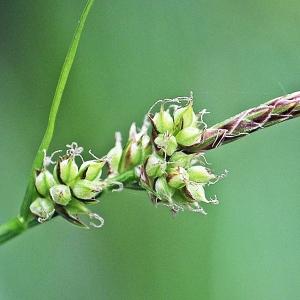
[20, 0, 95, 220]
[0, 217, 27, 245]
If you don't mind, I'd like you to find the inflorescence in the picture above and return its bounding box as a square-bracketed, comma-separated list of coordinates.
[30, 95, 225, 228]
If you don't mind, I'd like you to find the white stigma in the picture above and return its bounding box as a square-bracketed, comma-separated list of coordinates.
[89, 213, 104, 228]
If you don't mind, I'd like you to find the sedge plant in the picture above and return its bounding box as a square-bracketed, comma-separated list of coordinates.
[0, 0, 299, 245]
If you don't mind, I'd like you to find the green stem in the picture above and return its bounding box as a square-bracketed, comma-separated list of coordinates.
[0, 217, 27, 245]
[20, 0, 95, 220]
[113, 170, 137, 183]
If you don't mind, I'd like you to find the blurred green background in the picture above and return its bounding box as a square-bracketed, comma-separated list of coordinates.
[0, 0, 299, 299]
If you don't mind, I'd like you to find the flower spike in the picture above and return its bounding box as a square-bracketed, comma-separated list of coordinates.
[29, 91, 300, 228]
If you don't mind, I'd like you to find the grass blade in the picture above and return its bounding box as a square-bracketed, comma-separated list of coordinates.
[20, 0, 95, 219]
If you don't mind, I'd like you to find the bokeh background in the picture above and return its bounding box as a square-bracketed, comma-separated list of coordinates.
[0, 0, 299, 299]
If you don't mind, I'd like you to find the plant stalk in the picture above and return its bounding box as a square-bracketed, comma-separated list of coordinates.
[0, 217, 26, 245]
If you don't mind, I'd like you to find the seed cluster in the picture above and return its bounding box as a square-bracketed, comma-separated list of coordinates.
[139, 97, 220, 214]
[30, 142, 118, 228]
[30, 96, 224, 227]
